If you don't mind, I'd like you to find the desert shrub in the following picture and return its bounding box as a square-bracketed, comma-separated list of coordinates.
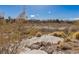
[1, 42, 21, 54]
[64, 37, 72, 42]
[26, 27, 40, 37]
[35, 32, 42, 37]
[58, 42, 73, 50]
[72, 32, 79, 40]
[0, 33, 21, 54]
[0, 23, 24, 54]
[48, 31, 66, 38]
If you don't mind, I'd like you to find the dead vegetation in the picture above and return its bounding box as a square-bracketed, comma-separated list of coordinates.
[48, 31, 66, 38]
[0, 18, 79, 54]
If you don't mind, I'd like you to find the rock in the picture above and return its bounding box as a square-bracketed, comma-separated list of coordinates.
[38, 42, 59, 54]
[24, 49, 47, 54]
[53, 51, 65, 54]
[30, 42, 41, 49]
[25, 35, 64, 47]
[19, 47, 31, 54]
[44, 46, 54, 54]
[19, 35, 64, 54]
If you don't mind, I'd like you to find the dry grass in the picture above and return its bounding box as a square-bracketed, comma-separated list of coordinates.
[26, 27, 41, 37]
[0, 19, 79, 54]
[0, 20, 25, 53]
[48, 31, 66, 38]
[72, 32, 79, 40]
[35, 32, 42, 37]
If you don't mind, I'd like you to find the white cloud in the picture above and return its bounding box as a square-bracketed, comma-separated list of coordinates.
[73, 18, 79, 20]
[30, 14, 35, 18]
[66, 18, 79, 20]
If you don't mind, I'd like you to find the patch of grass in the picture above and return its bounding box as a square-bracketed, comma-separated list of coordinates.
[35, 32, 42, 37]
[58, 41, 73, 50]
[48, 31, 66, 38]
[64, 37, 72, 42]
[26, 27, 40, 37]
[72, 32, 79, 40]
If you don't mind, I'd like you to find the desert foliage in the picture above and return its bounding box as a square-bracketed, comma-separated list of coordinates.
[48, 31, 66, 38]
[0, 19, 79, 54]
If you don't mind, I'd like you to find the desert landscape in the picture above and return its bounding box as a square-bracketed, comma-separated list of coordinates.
[0, 5, 79, 54]
[0, 17, 79, 54]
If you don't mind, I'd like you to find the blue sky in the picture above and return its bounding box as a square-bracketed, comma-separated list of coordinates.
[0, 5, 79, 20]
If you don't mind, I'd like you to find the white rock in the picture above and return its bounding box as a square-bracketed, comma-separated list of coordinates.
[19, 35, 64, 54]
[19, 47, 31, 54]
[25, 49, 47, 54]
[25, 35, 64, 47]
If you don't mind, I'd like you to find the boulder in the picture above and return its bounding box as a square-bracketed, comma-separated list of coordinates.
[25, 35, 64, 47]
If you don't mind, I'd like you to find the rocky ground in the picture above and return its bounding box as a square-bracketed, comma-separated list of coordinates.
[0, 20, 79, 54]
[15, 34, 79, 54]
[17, 35, 63, 54]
